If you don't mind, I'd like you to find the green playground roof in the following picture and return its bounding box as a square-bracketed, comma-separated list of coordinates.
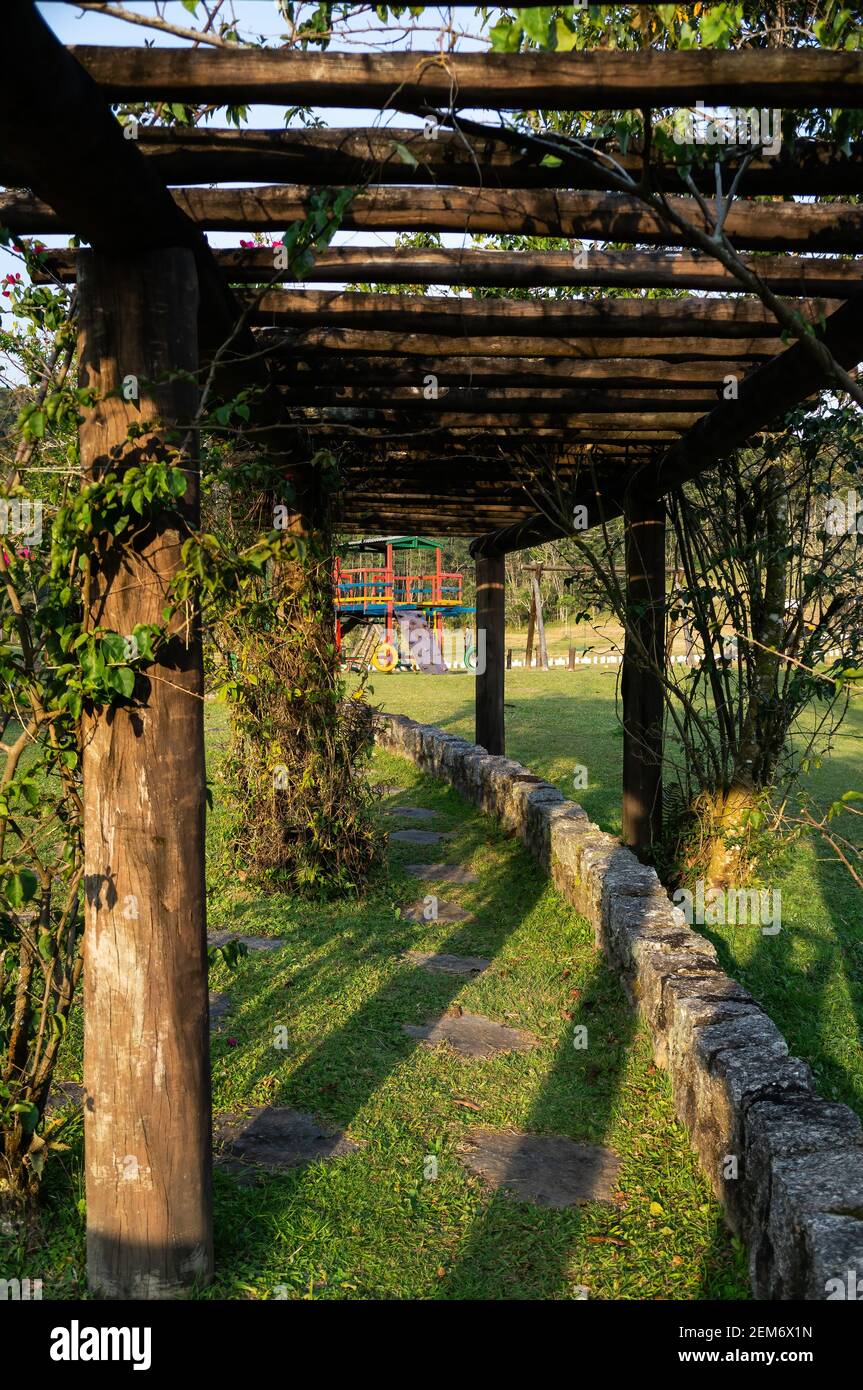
[341, 535, 440, 553]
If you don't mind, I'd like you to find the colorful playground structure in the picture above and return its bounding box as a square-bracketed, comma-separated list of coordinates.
[333, 536, 475, 672]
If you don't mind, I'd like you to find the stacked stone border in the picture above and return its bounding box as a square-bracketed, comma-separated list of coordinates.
[378, 713, 863, 1300]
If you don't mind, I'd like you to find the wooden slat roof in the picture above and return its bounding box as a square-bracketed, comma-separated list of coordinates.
[3, 20, 862, 543]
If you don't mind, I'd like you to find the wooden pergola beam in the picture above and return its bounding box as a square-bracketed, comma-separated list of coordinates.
[259, 327, 779, 361]
[273, 354, 759, 388]
[279, 388, 719, 412]
[0, 10, 197, 254]
[35, 246, 863, 299]
[472, 281, 863, 558]
[309, 423, 685, 439]
[0, 3, 293, 432]
[303, 411, 701, 429]
[651, 285, 863, 498]
[67, 46, 863, 109]
[247, 289, 831, 338]
[14, 126, 862, 197]
[8, 184, 863, 253]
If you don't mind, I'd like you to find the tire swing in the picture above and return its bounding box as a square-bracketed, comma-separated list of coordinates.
[372, 639, 399, 673]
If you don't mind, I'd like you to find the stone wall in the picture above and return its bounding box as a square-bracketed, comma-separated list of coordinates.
[378, 712, 863, 1300]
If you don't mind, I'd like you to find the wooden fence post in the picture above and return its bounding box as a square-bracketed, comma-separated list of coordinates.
[78, 248, 212, 1298]
[475, 552, 505, 755]
[621, 489, 666, 854]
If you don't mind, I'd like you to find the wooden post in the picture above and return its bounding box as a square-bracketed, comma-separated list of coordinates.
[621, 489, 666, 855]
[524, 581, 536, 668]
[78, 249, 212, 1298]
[531, 568, 549, 670]
[475, 552, 505, 755]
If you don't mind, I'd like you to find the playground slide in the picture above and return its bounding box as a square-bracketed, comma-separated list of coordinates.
[398, 609, 447, 673]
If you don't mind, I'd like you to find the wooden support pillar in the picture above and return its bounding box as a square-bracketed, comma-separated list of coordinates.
[78, 248, 212, 1298]
[531, 568, 549, 670]
[524, 583, 536, 668]
[621, 489, 666, 856]
[475, 552, 505, 755]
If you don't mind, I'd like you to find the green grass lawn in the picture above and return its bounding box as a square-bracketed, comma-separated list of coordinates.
[375, 668, 863, 1120]
[7, 710, 748, 1301]
[11, 666, 859, 1301]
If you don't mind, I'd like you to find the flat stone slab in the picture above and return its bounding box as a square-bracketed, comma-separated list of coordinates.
[459, 1129, 621, 1207]
[389, 828, 447, 845]
[385, 806, 439, 821]
[401, 899, 473, 924]
[403, 1012, 539, 1058]
[405, 951, 491, 976]
[209, 991, 232, 1030]
[214, 1106, 360, 1173]
[405, 863, 479, 884]
[208, 931, 284, 953]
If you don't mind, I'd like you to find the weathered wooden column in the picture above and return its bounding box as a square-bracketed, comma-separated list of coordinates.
[621, 489, 666, 854]
[475, 551, 505, 755]
[78, 248, 212, 1298]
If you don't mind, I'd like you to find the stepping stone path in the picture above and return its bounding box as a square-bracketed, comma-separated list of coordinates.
[389, 828, 448, 845]
[209, 991, 232, 1030]
[214, 1106, 360, 1181]
[404, 951, 491, 977]
[458, 1129, 621, 1208]
[401, 899, 473, 924]
[207, 931, 284, 953]
[405, 863, 479, 884]
[385, 806, 439, 821]
[403, 1011, 539, 1059]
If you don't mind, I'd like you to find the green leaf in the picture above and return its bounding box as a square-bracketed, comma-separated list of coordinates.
[100, 632, 128, 664]
[392, 140, 418, 169]
[540, 153, 563, 168]
[6, 869, 39, 908]
[489, 19, 522, 52]
[520, 7, 553, 45]
[553, 17, 578, 51]
[109, 667, 136, 699]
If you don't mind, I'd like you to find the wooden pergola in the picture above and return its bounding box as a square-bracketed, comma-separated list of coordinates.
[4, 5, 862, 1296]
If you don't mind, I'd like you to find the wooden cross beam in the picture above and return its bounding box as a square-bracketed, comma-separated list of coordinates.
[257, 327, 780, 361]
[8, 184, 863, 253]
[34, 246, 863, 299]
[243, 288, 834, 337]
[471, 281, 863, 558]
[12, 126, 861, 198]
[67, 46, 863, 109]
[270, 355, 761, 389]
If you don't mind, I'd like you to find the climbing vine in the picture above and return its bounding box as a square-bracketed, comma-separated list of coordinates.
[0, 192, 381, 1202]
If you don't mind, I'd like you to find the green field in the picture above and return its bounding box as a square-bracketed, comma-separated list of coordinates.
[7, 692, 751, 1301]
[8, 666, 860, 1301]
